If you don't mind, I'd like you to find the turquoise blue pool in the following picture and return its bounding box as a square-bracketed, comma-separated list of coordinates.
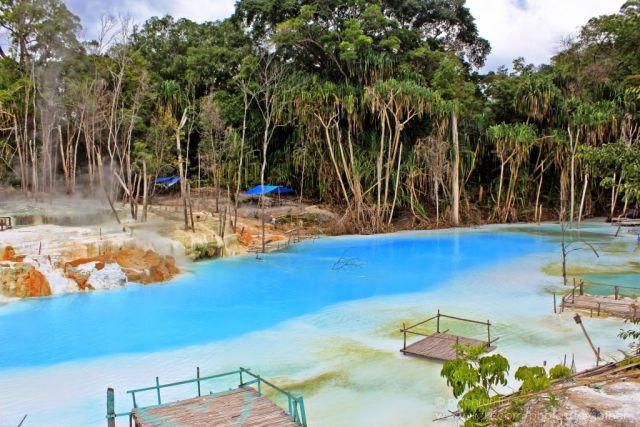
[2, 226, 635, 427]
[0, 230, 551, 370]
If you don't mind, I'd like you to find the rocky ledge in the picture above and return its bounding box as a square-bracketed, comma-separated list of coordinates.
[0, 225, 180, 300]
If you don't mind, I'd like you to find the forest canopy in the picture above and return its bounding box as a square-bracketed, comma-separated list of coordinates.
[0, 0, 639, 232]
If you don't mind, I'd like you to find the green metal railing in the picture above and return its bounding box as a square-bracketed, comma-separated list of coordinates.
[106, 367, 307, 426]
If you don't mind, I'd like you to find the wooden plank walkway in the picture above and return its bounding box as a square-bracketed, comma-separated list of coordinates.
[611, 218, 640, 227]
[401, 332, 496, 361]
[562, 294, 639, 319]
[132, 387, 297, 427]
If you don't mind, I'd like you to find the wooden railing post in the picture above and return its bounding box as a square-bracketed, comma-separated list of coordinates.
[487, 321, 491, 346]
[436, 309, 440, 333]
[402, 323, 406, 350]
[155, 377, 161, 405]
[579, 281, 584, 296]
[107, 388, 116, 427]
[197, 367, 201, 397]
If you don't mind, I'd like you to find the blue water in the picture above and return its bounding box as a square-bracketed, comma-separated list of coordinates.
[0, 231, 552, 370]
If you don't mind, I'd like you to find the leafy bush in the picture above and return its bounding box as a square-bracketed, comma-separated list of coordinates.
[441, 346, 573, 424]
[549, 364, 572, 380]
[618, 315, 640, 356]
[440, 345, 509, 423]
[515, 366, 550, 393]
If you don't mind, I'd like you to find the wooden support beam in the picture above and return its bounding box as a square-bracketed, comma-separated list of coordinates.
[573, 314, 600, 364]
[107, 388, 116, 427]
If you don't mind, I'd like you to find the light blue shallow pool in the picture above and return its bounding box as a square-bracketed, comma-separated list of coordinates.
[0, 230, 551, 370]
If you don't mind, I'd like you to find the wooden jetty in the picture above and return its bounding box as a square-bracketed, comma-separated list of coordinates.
[107, 367, 307, 427]
[400, 310, 497, 361]
[132, 388, 296, 427]
[611, 217, 640, 227]
[560, 280, 639, 319]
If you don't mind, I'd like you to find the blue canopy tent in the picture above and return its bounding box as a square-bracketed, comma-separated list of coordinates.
[244, 185, 294, 196]
[154, 176, 181, 188]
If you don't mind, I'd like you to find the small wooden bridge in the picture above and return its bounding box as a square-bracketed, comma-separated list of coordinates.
[560, 280, 639, 319]
[400, 310, 497, 361]
[107, 367, 307, 427]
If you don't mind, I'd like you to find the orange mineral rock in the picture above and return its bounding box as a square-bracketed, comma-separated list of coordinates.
[1, 246, 15, 261]
[26, 269, 51, 297]
[65, 247, 179, 285]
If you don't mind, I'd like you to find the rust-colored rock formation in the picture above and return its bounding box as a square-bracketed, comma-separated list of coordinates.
[1, 246, 15, 261]
[26, 269, 51, 297]
[0, 263, 52, 297]
[66, 247, 179, 284]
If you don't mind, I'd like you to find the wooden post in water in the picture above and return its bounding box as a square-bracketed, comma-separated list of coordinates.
[573, 314, 600, 365]
[615, 286, 619, 300]
[197, 367, 201, 397]
[402, 323, 407, 351]
[553, 292, 557, 314]
[487, 321, 491, 346]
[579, 281, 584, 296]
[107, 388, 116, 427]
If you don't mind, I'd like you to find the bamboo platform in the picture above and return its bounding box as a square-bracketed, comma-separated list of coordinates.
[560, 280, 639, 319]
[611, 218, 640, 227]
[400, 311, 498, 362]
[132, 387, 297, 427]
[561, 294, 639, 319]
[401, 332, 496, 361]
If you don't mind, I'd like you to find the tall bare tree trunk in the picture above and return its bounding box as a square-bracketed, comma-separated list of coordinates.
[234, 91, 249, 232]
[388, 144, 403, 226]
[451, 111, 460, 226]
[578, 173, 589, 226]
[260, 115, 271, 254]
[568, 127, 580, 226]
[175, 110, 189, 230]
[142, 159, 148, 222]
[534, 160, 545, 222]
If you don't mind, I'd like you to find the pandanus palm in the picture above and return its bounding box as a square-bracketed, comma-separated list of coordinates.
[514, 73, 560, 125]
[365, 79, 436, 229]
[487, 123, 537, 222]
[159, 80, 192, 230]
[561, 99, 621, 223]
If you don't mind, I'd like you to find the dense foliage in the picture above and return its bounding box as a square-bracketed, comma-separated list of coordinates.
[0, 0, 639, 231]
